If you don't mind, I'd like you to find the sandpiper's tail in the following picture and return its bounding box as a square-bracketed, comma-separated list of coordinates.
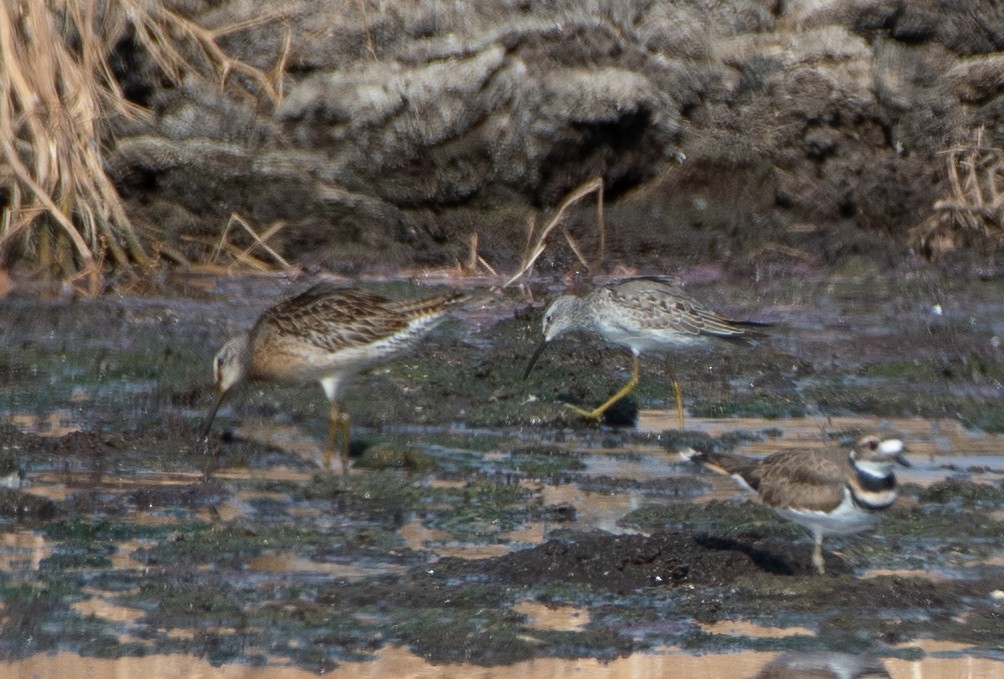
[707, 319, 772, 347]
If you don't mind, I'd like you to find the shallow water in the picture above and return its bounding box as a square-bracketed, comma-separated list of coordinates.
[1, 273, 1003, 676]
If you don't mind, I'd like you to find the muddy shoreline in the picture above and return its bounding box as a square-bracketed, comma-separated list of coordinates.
[1, 269, 1002, 675]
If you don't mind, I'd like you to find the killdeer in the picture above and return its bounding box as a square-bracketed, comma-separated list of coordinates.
[681, 435, 909, 574]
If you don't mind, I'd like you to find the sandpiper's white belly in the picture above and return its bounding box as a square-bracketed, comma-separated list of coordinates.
[593, 323, 707, 353]
[774, 488, 880, 537]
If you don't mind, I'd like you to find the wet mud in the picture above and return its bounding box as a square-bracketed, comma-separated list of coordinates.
[1, 268, 1003, 676]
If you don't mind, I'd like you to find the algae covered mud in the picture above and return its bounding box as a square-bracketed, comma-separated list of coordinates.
[0, 271, 1003, 677]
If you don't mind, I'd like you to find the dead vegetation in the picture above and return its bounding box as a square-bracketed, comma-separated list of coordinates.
[456, 177, 606, 295]
[915, 129, 1004, 258]
[503, 177, 606, 293]
[0, 1, 286, 293]
[203, 213, 294, 273]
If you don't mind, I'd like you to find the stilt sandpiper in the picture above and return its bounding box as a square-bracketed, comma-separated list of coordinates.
[201, 282, 468, 473]
[681, 435, 909, 574]
[524, 277, 767, 427]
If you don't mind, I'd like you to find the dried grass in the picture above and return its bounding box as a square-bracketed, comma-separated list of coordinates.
[462, 232, 499, 276]
[504, 177, 606, 290]
[915, 128, 1004, 256]
[0, 1, 287, 293]
[209, 213, 293, 273]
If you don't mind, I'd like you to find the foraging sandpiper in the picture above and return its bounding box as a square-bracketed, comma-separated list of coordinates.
[201, 282, 468, 473]
[524, 277, 766, 427]
[681, 435, 909, 574]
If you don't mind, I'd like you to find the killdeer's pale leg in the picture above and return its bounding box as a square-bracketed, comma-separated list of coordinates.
[811, 531, 825, 574]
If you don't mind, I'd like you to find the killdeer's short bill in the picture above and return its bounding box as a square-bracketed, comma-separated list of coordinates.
[681, 435, 909, 574]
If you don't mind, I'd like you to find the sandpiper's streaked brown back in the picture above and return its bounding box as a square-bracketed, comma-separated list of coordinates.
[683, 435, 909, 574]
[202, 282, 469, 473]
[524, 277, 767, 427]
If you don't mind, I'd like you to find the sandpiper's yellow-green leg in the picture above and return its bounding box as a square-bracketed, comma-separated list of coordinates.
[565, 356, 685, 429]
[665, 362, 685, 430]
[565, 355, 641, 421]
[323, 400, 351, 474]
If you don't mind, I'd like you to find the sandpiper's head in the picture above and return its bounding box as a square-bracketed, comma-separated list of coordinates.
[523, 294, 582, 380]
[212, 334, 252, 394]
[200, 334, 251, 440]
[541, 294, 582, 342]
[850, 435, 910, 475]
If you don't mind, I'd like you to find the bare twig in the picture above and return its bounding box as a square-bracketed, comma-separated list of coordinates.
[504, 177, 605, 287]
[211, 213, 292, 272]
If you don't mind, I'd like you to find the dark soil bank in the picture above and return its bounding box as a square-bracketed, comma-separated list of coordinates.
[105, 1, 1004, 274]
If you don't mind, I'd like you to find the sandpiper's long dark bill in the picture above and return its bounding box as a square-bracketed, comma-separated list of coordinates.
[199, 390, 228, 440]
[524, 277, 768, 427]
[201, 282, 469, 473]
[682, 435, 909, 574]
[523, 339, 549, 380]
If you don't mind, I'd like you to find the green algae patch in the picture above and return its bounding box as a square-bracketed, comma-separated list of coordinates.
[919, 478, 1004, 509]
[425, 480, 540, 542]
[42, 516, 207, 543]
[962, 406, 1004, 433]
[618, 500, 789, 537]
[507, 445, 587, 474]
[391, 605, 634, 665]
[881, 505, 1004, 539]
[131, 523, 342, 568]
[689, 394, 806, 419]
[800, 375, 967, 419]
[353, 441, 439, 472]
[301, 470, 422, 524]
[39, 544, 115, 570]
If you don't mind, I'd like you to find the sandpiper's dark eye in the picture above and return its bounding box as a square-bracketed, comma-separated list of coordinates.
[866, 439, 878, 450]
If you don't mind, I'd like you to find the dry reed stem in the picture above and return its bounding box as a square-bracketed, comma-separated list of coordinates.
[211, 213, 292, 272]
[465, 232, 479, 272]
[920, 128, 1004, 252]
[124, 0, 289, 106]
[504, 177, 605, 287]
[462, 231, 500, 276]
